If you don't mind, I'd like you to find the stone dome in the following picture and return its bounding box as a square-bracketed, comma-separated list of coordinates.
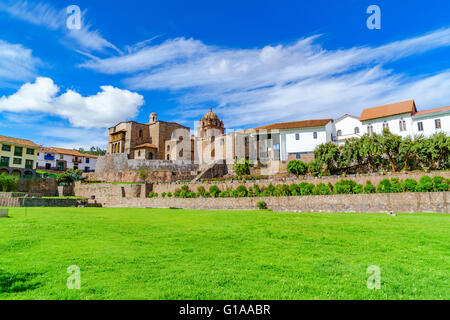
[202, 108, 219, 121]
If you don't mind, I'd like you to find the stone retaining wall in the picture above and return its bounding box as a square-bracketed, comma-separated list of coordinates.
[152, 171, 450, 194]
[17, 178, 58, 196]
[106, 192, 450, 213]
[74, 182, 151, 204]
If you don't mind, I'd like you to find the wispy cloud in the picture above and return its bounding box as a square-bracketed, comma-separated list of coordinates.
[0, 39, 40, 85]
[81, 28, 450, 128]
[0, 0, 120, 54]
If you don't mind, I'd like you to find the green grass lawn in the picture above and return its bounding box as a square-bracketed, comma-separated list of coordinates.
[0, 208, 448, 300]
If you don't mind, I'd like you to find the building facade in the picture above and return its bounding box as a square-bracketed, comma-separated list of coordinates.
[37, 147, 98, 172]
[0, 135, 38, 176]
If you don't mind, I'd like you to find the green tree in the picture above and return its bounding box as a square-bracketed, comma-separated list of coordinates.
[314, 142, 340, 173]
[359, 133, 382, 172]
[379, 128, 402, 172]
[287, 160, 308, 175]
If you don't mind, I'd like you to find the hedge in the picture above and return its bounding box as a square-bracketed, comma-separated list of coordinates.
[159, 175, 449, 199]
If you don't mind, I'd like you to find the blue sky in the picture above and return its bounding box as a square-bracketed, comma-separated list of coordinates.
[0, 0, 449, 148]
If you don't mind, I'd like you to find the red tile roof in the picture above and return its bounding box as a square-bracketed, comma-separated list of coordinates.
[40, 146, 98, 158]
[251, 119, 332, 131]
[0, 135, 39, 148]
[413, 106, 450, 117]
[360, 100, 417, 121]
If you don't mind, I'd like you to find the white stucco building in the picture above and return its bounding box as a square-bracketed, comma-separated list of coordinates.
[37, 147, 98, 172]
[333, 114, 363, 145]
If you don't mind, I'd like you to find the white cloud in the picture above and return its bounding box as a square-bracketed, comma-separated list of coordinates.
[0, 0, 119, 53]
[81, 28, 450, 128]
[0, 77, 145, 128]
[0, 40, 40, 84]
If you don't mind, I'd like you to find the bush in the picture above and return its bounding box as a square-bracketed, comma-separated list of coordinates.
[161, 192, 167, 198]
[334, 179, 357, 194]
[298, 182, 314, 195]
[257, 201, 268, 210]
[307, 160, 322, 175]
[363, 180, 376, 194]
[313, 183, 330, 195]
[0, 174, 19, 192]
[377, 179, 391, 193]
[148, 191, 158, 198]
[187, 192, 196, 198]
[401, 178, 417, 192]
[287, 160, 308, 175]
[252, 184, 261, 196]
[139, 169, 148, 181]
[353, 184, 364, 194]
[55, 169, 84, 186]
[234, 159, 251, 176]
[432, 176, 444, 191]
[209, 185, 220, 198]
[167, 192, 172, 198]
[197, 186, 206, 197]
[233, 185, 248, 197]
[416, 175, 433, 192]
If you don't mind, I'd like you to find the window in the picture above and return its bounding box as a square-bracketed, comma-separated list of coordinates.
[60, 154, 64, 160]
[167, 154, 170, 160]
[167, 145, 170, 152]
[399, 120, 406, 132]
[382, 122, 389, 130]
[86, 158, 90, 164]
[25, 159, 33, 169]
[179, 150, 184, 157]
[435, 119, 441, 129]
[417, 122, 423, 132]
[0, 156, 9, 166]
[138, 150, 141, 157]
[313, 132, 318, 139]
[244, 137, 249, 146]
[367, 125, 374, 135]
[337, 130, 342, 136]
[13, 158, 22, 165]
[14, 146, 23, 157]
[295, 133, 300, 140]
[26, 148, 34, 155]
[267, 133, 272, 140]
[139, 129, 143, 137]
[2, 144, 11, 152]
[354, 127, 360, 134]
[73, 166, 78, 170]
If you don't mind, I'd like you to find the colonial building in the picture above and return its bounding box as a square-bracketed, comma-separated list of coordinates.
[107, 112, 190, 160]
[37, 147, 98, 172]
[0, 135, 39, 176]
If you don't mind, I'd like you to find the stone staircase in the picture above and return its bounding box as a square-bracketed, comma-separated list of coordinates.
[192, 161, 229, 182]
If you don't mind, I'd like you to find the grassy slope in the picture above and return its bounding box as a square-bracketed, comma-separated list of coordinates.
[0, 208, 448, 300]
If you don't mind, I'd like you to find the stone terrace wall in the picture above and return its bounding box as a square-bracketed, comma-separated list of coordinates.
[16, 178, 58, 196]
[107, 192, 450, 213]
[85, 170, 194, 184]
[95, 154, 199, 173]
[152, 171, 450, 194]
[74, 182, 151, 205]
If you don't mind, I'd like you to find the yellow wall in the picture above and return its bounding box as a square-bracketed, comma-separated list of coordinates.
[0, 143, 38, 170]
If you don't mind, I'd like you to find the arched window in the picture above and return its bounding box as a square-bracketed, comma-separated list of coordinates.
[167, 154, 170, 160]
[354, 127, 360, 134]
[148, 152, 153, 160]
[138, 150, 141, 157]
[139, 129, 143, 138]
[179, 149, 184, 157]
[167, 145, 170, 151]
[382, 122, 389, 130]
[337, 130, 342, 136]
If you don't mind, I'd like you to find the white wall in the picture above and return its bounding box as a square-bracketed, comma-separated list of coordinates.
[283, 126, 329, 157]
[361, 113, 413, 138]
[334, 115, 363, 145]
[412, 112, 450, 137]
[37, 150, 97, 172]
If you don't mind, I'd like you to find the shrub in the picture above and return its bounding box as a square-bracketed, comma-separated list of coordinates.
[313, 183, 330, 195]
[437, 183, 449, 191]
[257, 201, 268, 210]
[287, 160, 308, 175]
[288, 183, 299, 195]
[416, 175, 433, 192]
[363, 180, 376, 194]
[252, 184, 261, 196]
[353, 184, 364, 194]
[56, 169, 84, 186]
[432, 176, 444, 191]
[234, 159, 251, 176]
[390, 182, 402, 193]
[161, 192, 167, 198]
[232, 185, 248, 197]
[401, 178, 417, 192]
[298, 182, 314, 195]
[307, 159, 322, 175]
[148, 191, 158, 198]
[0, 174, 19, 192]
[209, 185, 220, 198]
[334, 179, 357, 194]
[187, 192, 196, 198]
[167, 192, 172, 198]
[139, 169, 148, 181]
[197, 186, 206, 197]
[377, 178, 391, 193]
